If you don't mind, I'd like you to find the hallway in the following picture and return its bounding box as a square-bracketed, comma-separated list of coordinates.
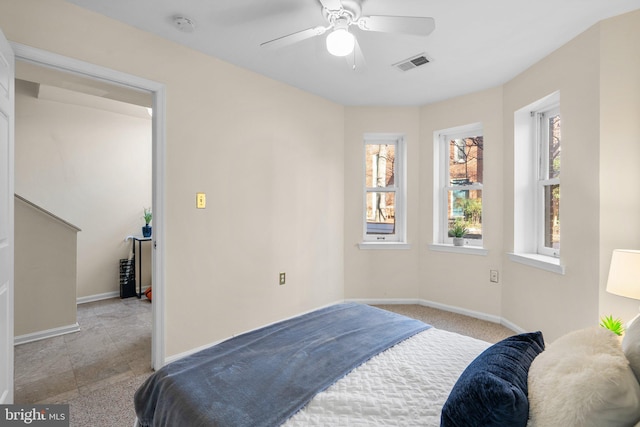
[14, 297, 152, 404]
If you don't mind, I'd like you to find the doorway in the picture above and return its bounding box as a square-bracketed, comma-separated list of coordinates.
[12, 43, 165, 370]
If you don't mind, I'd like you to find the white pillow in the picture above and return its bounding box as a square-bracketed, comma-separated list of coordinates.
[528, 327, 640, 427]
[623, 315, 640, 382]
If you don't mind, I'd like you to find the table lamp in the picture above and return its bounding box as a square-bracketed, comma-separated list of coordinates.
[606, 249, 640, 325]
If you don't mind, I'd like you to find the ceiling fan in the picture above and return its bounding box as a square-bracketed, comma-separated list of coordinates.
[260, 0, 435, 67]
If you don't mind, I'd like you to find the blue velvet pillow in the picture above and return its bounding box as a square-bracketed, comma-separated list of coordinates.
[441, 331, 545, 427]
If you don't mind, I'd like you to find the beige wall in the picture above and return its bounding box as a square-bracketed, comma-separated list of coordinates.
[599, 10, 640, 322]
[501, 24, 602, 341]
[343, 107, 421, 300]
[14, 197, 78, 336]
[15, 80, 152, 299]
[0, 0, 345, 356]
[419, 87, 504, 317]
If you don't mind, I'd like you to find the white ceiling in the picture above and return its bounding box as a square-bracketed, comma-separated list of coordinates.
[66, 0, 640, 106]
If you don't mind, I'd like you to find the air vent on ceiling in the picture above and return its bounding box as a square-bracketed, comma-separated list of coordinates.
[393, 54, 431, 72]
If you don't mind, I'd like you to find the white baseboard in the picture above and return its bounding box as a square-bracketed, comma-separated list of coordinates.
[500, 317, 527, 334]
[165, 298, 526, 365]
[15, 323, 81, 345]
[77, 287, 150, 305]
[417, 299, 502, 324]
[348, 297, 525, 333]
[77, 291, 119, 304]
[346, 298, 421, 306]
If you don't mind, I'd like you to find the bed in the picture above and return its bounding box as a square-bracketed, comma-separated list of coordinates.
[134, 302, 640, 427]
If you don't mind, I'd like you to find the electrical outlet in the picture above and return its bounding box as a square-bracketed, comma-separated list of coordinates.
[490, 270, 499, 283]
[279, 272, 286, 286]
[196, 192, 206, 209]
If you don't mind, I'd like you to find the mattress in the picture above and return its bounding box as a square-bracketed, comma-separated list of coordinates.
[283, 328, 490, 426]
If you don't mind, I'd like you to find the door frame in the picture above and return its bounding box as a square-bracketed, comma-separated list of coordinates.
[12, 43, 166, 369]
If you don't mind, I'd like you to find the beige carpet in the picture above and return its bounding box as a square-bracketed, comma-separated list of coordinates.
[375, 304, 515, 344]
[68, 304, 515, 426]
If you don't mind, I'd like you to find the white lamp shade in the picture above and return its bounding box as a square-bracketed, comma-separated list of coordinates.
[326, 28, 355, 57]
[606, 249, 640, 300]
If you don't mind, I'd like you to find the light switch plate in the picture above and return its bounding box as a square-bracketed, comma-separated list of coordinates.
[196, 192, 206, 209]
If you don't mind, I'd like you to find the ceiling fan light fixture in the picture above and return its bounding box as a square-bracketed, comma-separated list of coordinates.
[326, 27, 355, 57]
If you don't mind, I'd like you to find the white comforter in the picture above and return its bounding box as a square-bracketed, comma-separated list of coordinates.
[282, 328, 490, 427]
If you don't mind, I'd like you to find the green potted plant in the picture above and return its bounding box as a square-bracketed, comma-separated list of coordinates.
[142, 207, 152, 237]
[450, 218, 468, 246]
[600, 315, 625, 336]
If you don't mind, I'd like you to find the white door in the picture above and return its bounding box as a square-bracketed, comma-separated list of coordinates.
[0, 27, 14, 404]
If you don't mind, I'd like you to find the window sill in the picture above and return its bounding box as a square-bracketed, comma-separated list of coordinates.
[508, 253, 565, 275]
[358, 242, 411, 250]
[428, 244, 488, 256]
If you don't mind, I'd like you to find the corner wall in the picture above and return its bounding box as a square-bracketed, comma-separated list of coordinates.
[343, 107, 421, 300]
[419, 87, 504, 317]
[501, 24, 602, 341]
[598, 10, 640, 322]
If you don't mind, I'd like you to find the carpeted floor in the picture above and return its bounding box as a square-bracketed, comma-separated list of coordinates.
[21, 303, 515, 426]
[374, 304, 515, 343]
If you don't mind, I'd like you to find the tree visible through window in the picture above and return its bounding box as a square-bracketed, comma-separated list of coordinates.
[512, 91, 563, 271]
[539, 108, 561, 255]
[448, 136, 483, 240]
[434, 124, 484, 246]
[363, 134, 405, 243]
[366, 144, 396, 235]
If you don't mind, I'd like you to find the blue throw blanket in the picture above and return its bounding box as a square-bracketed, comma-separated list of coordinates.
[134, 302, 430, 427]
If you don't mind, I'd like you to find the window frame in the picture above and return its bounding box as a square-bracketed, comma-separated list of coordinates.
[433, 123, 484, 248]
[361, 133, 406, 244]
[534, 105, 561, 258]
[511, 91, 564, 274]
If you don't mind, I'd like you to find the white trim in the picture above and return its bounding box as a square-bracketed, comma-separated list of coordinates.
[76, 291, 119, 305]
[76, 288, 150, 305]
[433, 123, 484, 247]
[348, 298, 524, 334]
[500, 317, 527, 335]
[428, 244, 488, 256]
[508, 252, 565, 274]
[14, 323, 80, 345]
[358, 242, 411, 250]
[362, 134, 406, 244]
[347, 298, 421, 305]
[11, 43, 167, 369]
[514, 92, 561, 258]
[166, 298, 527, 364]
[418, 299, 501, 324]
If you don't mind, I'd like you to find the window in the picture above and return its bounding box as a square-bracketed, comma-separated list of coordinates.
[512, 91, 563, 273]
[362, 134, 406, 244]
[537, 106, 561, 257]
[433, 123, 484, 247]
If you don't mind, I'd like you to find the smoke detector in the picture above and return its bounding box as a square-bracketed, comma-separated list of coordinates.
[173, 16, 196, 33]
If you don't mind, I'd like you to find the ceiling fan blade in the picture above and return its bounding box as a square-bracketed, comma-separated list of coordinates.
[357, 16, 435, 36]
[318, 0, 343, 11]
[345, 37, 366, 71]
[260, 26, 328, 49]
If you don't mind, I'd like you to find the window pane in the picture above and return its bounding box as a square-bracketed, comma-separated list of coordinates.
[548, 114, 561, 179]
[448, 189, 482, 240]
[366, 192, 395, 235]
[365, 144, 395, 188]
[544, 184, 560, 250]
[449, 136, 483, 185]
